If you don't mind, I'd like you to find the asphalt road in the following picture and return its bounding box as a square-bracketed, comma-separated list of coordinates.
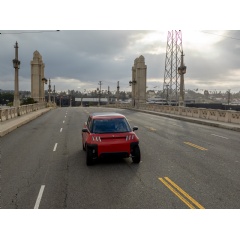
[1, 106, 240, 209]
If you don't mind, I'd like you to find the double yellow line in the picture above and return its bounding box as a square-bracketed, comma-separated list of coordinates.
[159, 177, 205, 209]
[184, 142, 208, 151]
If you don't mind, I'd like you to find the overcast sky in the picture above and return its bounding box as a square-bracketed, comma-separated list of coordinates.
[1, 30, 240, 94]
[1, 0, 240, 95]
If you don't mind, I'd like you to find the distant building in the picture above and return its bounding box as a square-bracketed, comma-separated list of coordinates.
[147, 90, 156, 99]
[75, 97, 108, 106]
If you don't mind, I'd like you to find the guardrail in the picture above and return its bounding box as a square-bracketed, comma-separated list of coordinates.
[106, 103, 240, 124]
[0, 103, 47, 122]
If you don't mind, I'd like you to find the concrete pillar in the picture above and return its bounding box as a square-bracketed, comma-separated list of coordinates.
[31, 51, 45, 102]
[132, 55, 147, 105]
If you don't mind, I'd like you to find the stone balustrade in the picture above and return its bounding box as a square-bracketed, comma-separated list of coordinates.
[106, 103, 240, 124]
[0, 102, 47, 122]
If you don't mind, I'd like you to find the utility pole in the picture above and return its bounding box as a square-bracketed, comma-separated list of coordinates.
[108, 86, 110, 104]
[98, 81, 102, 106]
[117, 81, 120, 102]
[13, 41, 21, 108]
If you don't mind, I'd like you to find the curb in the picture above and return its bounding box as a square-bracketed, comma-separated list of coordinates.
[0, 108, 51, 137]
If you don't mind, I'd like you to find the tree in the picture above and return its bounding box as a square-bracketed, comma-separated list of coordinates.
[21, 98, 36, 105]
[0, 92, 14, 105]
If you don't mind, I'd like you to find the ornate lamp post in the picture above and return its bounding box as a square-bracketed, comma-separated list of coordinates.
[178, 51, 187, 106]
[117, 81, 120, 102]
[98, 81, 102, 106]
[12, 41, 21, 107]
[48, 79, 52, 105]
[42, 78, 48, 102]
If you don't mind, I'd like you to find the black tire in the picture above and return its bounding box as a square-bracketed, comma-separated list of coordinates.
[86, 146, 94, 166]
[82, 135, 86, 151]
[132, 145, 141, 163]
[82, 142, 86, 151]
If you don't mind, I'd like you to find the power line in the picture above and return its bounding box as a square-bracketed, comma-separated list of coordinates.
[0, 30, 60, 35]
[201, 31, 240, 41]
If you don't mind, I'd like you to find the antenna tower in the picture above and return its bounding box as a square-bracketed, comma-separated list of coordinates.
[163, 30, 184, 104]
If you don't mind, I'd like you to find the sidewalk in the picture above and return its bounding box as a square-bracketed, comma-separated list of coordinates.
[131, 108, 240, 132]
[0, 108, 52, 137]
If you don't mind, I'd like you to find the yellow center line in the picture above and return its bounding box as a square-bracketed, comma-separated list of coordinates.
[159, 177, 205, 209]
[159, 178, 195, 209]
[145, 126, 157, 132]
[164, 177, 205, 209]
[184, 142, 208, 151]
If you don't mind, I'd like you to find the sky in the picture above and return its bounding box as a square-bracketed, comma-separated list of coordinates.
[1, 29, 240, 94]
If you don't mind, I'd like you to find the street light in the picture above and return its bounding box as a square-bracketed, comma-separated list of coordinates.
[53, 85, 56, 105]
[178, 51, 187, 106]
[42, 78, 48, 84]
[129, 80, 136, 86]
[12, 41, 21, 107]
[48, 79, 52, 104]
[98, 81, 102, 106]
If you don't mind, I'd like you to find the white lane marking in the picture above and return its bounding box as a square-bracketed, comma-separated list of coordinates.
[60, 128, 63, 132]
[63, 120, 65, 123]
[211, 134, 229, 139]
[171, 124, 183, 128]
[34, 185, 45, 209]
[53, 143, 58, 151]
[65, 116, 66, 118]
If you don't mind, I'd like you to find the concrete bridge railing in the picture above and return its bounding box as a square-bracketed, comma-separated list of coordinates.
[105, 103, 240, 125]
[0, 102, 47, 122]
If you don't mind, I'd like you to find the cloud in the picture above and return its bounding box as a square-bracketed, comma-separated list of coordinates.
[1, 30, 240, 93]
